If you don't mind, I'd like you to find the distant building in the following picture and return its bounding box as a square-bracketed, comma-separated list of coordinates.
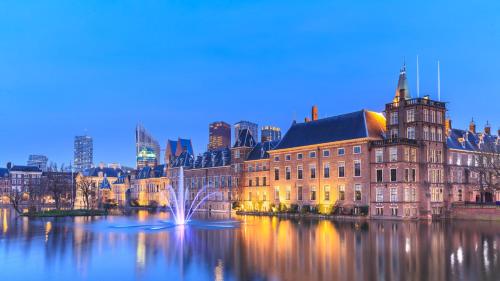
[261, 126, 281, 142]
[234, 121, 258, 144]
[27, 155, 48, 171]
[74, 135, 93, 172]
[9, 165, 42, 192]
[208, 121, 231, 151]
[0, 167, 9, 204]
[136, 124, 161, 169]
[165, 138, 194, 164]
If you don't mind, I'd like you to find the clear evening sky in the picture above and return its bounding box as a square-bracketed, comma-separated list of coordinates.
[0, 0, 499, 168]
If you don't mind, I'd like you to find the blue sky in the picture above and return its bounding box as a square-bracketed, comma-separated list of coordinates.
[0, 0, 499, 168]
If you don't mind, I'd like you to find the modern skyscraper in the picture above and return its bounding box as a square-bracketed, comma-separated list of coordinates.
[208, 121, 231, 150]
[27, 154, 48, 171]
[261, 126, 281, 142]
[74, 135, 93, 172]
[136, 124, 161, 169]
[234, 121, 258, 145]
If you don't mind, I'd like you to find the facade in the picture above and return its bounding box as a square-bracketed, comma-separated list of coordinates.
[208, 121, 231, 151]
[0, 168, 10, 204]
[75, 165, 125, 208]
[27, 155, 48, 172]
[9, 165, 43, 193]
[129, 165, 169, 207]
[74, 135, 93, 172]
[261, 126, 281, 142]
[262, 109, 385, 215]
[136, 124, 161, 169]
[370, 64, 447, 219]
[165, 138, 194, 164]
[446, 122, 500, 205]
[234, 121, 258, 143]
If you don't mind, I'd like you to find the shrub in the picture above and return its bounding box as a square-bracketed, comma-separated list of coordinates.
[278, 203, 288, 213]
[301, 205, 311, 214]
[289, 204, 299, 213]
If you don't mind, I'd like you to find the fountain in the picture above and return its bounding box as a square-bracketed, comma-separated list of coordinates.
[166, 166, 216, 225]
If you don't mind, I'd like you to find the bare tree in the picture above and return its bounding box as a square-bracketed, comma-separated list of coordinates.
[77, 177, 94, 209]
[8, 188, 23, 214]
[43, 173, 71, 210]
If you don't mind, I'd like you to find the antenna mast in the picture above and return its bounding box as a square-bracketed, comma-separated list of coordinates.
[416, 55, 420, 97]
[437, 60, 441, 101]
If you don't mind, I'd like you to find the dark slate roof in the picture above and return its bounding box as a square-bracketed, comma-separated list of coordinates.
[100, 177, 111, 189]
[179, 139, 194, 155]
[83, 167, 124, 177]
[0, 168, 9, 178]
[9, 165, 42, 172]
[192, 147, 231, 169]
[247, 140, 280, 161]
[171, 148, 231, 169]
[170, 151, 195, 168]
[233, 128, 256, 148]
[136, 166, 164, 179]
[274, 110, 386, 150]
[447, 128, 499, 153]
[113, 174, 128, 184]
[168, 140, 178, 155]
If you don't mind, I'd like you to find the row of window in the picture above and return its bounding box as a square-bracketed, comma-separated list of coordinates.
[248, 177, 267, 187]
[375, 147, 417, 163]
[273, 146, 361, 162]
[376, 168, 417, 183]
[248, 184, 364, 202]
[374, 206, 418, 217]
[275, 161, 362, 180]
[389, 109, 443, 125]
[375, 187, 417, 202]
[183, 176, 234, 189]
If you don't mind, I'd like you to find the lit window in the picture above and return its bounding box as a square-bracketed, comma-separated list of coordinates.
[354, 184, 362, 201]
[338, 185, 345, 200]
[353, 146, 361, 154]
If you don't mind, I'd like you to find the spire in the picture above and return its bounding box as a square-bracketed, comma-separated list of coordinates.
[469, 118, 476, 133]
[393, 62, 411, 102]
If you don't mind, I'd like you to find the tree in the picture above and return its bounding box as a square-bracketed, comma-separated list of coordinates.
[77, 177, 94, 209]
[8, 188, 23, 214]
[43, 173, 71, 210]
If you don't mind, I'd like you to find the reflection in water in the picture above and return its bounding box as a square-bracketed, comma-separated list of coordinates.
[0, 208, 499, 281]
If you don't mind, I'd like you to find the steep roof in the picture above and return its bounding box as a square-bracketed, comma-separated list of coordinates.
[0, 168, 9, 178]
[247, 140, 280, 161]
[447, 128, 499, 153]
[99, 177, 111, 189]
[113, 174, 128, 184]
[393, 63, 411, 102]
[274, 110, 386, 150]
[83, 167, 123, 177]
[234, 128, 256, 148]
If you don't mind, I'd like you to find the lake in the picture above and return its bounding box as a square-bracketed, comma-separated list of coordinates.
[0, 208, 499, 281]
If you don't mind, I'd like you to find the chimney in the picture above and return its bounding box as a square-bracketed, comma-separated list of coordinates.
[6, 162, 12, 170]
[469, 118, 476, 133]
[485, 121, 491, 135]
[312, 105, 318, 121]
[445, 118, 452, 136]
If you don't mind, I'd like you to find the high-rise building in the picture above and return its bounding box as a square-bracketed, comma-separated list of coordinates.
[27, 154, 48, 171]
[74, 135, 93, 172]
[208, 121, 231, 150]
[136, 124, 161, 169]
[234, 121, 258, 145]
[261, 126, 281, 142]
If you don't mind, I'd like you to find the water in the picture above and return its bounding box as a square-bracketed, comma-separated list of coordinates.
[0, 208, 499, 281]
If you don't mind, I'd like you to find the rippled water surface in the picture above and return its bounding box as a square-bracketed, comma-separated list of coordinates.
[0, 208, 499, 281]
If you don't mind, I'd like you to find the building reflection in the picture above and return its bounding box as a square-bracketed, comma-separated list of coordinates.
[0, 209, 499, 281]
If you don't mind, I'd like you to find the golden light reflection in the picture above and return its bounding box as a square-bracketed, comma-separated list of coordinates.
[2, 209, 8, 233]
[45, 221, 52, 242]
[214, 259, 224, 281]
[136, 232, 146, 269]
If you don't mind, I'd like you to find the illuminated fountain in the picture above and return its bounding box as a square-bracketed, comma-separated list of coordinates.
[166, 166, 215, 225]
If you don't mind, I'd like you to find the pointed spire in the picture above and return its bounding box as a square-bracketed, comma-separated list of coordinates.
[393, 62, 411, 102]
